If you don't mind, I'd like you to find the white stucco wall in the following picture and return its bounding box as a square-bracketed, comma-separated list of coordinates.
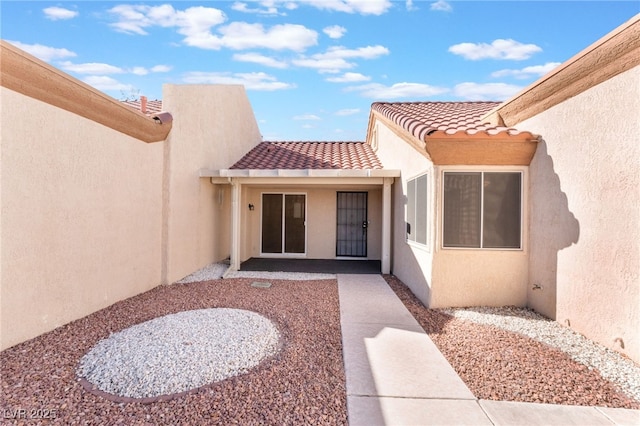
[372, 121, 436, 305]
[522, 66, 640, 362]
[1, 83, 264, 350]
[431, 166, 529, 309]
[1, 87, 164, 350]
[373, 120, 529, 308]
[162, 85, 262, 283]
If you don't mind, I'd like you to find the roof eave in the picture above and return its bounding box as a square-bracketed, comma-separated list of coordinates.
[483, 14, 640, 127]
[1, 40, 172, 143]
[424, 136, 539, 166]
[370, 109, 431, 161]
[199, 168, 401, 179]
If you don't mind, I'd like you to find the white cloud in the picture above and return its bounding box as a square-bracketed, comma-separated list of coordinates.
[294, 0, 392, 15]
[182, 71, 296, 91]
[347, 82, 448, 99]
[231, 2, 282, 15]
[453, 82, 522, 100]
[43, 6, 78, 20]
[130, 67, 149, 76]
[108, 5, 318, 52]
[233, 53, 289, 68]
[449, 39, 542, 61]
[292, 57, 353, 73]
[189, 22, 318, 51]
[108, 4, 226, 37]
[491, 62, 561, 79]
[151, 65, 173, 73]
[108, 5, 156, 35]
[59, 61, 173, 76]
[324, 45, 389, 59]
[406, 0, 418, 11]
[59, 61, 124, 74]
[7, 41, 76, 62]
[335, 108, 360, 116]
[430, 1, 452, 12]
[323, 25, 346, 39]
[83, 76, 134, 92]
[326, 72, 371, 83]
[293, 114, 321, 120]
[293, 45, 389, 73]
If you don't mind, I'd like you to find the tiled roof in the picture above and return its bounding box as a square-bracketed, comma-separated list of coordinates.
[371, 101, 534, 140]
[122, 99, 164, 115]
[231, 142, 383, 170]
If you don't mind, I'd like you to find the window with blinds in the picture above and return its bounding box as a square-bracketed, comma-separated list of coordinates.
[406, 173, 428, 247]
[443, 171, 522, 249]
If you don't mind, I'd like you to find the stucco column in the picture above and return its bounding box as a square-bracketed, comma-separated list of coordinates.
[381, 177, 393, 274]
[230, 180, 242, 271]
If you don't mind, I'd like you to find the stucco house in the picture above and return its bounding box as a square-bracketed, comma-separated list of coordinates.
[362, 15, 638, 363]
[1, 15, 638, 364]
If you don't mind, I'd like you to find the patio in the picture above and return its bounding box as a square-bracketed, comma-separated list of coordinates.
[239, 258, 381, 274]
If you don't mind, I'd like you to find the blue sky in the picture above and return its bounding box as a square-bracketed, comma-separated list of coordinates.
[2, 1, 638, 141]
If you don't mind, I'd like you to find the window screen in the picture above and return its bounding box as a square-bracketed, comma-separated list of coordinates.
[415, 175, 428, 245]
[483, 173, 521, 248]
[443, 173, 481, 248]
[406, 174, 428, 246]
[443, 171, 522, 249]
[407, 179, 416, 242]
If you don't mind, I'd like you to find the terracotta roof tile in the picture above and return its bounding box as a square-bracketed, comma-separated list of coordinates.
[231, 141, 383, 170]
[371, 101, 533, 140]
[121, 99, 164, 115]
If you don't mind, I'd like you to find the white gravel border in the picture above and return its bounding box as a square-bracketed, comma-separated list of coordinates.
[78, 308, 280, 399]
[441, 306, 640, 403]
[175, 262, 336, 283]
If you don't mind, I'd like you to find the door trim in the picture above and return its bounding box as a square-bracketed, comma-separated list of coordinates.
[336, 191, 368, 258]
[260, 192, 307, 257]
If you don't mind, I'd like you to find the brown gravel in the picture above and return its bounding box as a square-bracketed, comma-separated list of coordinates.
[1, 279, 347, 425]
[384, 274, 640, 409]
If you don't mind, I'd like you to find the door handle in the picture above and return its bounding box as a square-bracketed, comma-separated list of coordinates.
[362, 221, 368, 229]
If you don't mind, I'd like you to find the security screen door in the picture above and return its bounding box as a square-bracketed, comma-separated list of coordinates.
[261, 194, 306, 254]
[336, 192, 368, 257]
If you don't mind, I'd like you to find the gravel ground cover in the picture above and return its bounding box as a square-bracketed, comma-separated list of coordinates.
[1, 278, 347, 425]
[384, 274, 640, 409]
[175, 262, 336, 282]
[78, 308, 281, 399]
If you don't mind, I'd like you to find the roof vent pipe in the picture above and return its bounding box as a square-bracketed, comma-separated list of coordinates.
[140, 95, 147, 114]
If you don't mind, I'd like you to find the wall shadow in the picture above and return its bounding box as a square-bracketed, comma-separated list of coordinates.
[527, 139, 580, 319]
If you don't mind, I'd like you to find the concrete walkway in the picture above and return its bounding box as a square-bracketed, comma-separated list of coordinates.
[337, 274, 640, 426]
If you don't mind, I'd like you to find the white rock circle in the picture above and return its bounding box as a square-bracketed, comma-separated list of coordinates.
[78, 308, 280, 399]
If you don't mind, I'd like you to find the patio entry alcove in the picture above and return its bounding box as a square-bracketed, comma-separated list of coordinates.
[199, 169, 400, 275]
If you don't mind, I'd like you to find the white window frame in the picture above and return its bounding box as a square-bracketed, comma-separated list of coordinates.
[405, 172, 430, 250]
[440, 168, 525, 251]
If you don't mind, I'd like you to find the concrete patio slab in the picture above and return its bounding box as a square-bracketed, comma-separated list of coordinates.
[347, 396, 493, 426]
[595, 406, 640, 426]
[341, 322, 474, 399]
[240, 257, 381, 274]
[338, 273, 421, 326]
[338, 274, 474, 403]
[480, 400, 621, 425]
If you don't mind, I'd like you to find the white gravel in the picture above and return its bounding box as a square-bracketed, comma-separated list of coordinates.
[77, 308, 280, 399]
[175, 262, 335, 282]
[441, 306, 640, 403]
[174, 263, 229, 283]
